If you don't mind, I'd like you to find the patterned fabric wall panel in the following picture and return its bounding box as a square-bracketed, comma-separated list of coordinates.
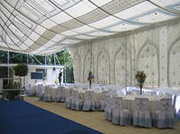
[84, 52, 93, 83]
[73, 54, 81, 83]
[167, 21, 180, 46]
[169, 40, 180, 87]
[97, 50, 110, 84]
[114, 46, 131, 85]
[137, 44, 158, 87]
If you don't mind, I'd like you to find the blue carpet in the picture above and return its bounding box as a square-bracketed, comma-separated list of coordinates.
[0, 100, 102, 134]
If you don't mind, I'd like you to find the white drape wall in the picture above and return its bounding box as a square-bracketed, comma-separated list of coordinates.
[70, 19, 180, 88]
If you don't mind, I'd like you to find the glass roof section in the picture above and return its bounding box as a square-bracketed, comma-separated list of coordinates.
[0, 0, 180, 55]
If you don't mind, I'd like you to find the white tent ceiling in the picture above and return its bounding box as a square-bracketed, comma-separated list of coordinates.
[0, 0, 180, 55]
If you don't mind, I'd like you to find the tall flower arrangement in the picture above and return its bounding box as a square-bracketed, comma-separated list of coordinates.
[135, 71, 146, 95]
[87, 71, 94, 89]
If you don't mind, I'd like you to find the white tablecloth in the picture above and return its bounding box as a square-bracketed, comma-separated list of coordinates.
[77, 89, 109, 102]
[117, 95, 170, 114]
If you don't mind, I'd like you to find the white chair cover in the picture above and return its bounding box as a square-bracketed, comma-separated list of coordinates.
[26, 84, 36, 96]
[128, 90, 139, 95]
[56, 87, 66, 102]
[111, 97, 131, 125]
[104, 96, 113, 121]
[36, 84, 41, 97]
[144, 91, 152, 96]
[43, 86, 52, 101]
[71, 90, 83, 110]
[153, 98, 175, 128]
[133, 98, 152, 127]
[82, 91, 96, 111]
[65, 88, 72, 108]
[37, 84, 45, 100]
[98, 91, 108, 111]
[70, 90, 76, 109]
[151, 91, 156, 96]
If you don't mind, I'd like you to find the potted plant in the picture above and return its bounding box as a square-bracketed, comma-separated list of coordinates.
[13, 63, 28, 89]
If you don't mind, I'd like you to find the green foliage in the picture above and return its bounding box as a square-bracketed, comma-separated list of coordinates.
[29, 55, 45, 65]
[0, 49, 74, 83]
[10, 52, 27, 63]
[14, 64, 28, 77]
[65, 67, 74, 83]
[0, 50, 7, 63]
[46, 55, 53, 65]
[0, 49, 72, 67]
[56, 49, 72, 67]
[135, 71, 147, 87]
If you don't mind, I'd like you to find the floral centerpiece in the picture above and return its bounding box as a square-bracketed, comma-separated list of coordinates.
[135, 71, 146, 95]
[87, 71, 94, 89]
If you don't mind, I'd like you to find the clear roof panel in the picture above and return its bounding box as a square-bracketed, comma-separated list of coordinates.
[74, 35, 97, 40]
[65, 0, 97, 18]
[44, 40, 55, 47]
[0, 0, 180, 54]
[0, 42, 8, 48]
[88, 30, 115, 37]
[34, 0, 55, 12]
[41, 19, 57, 29]
[72, 25, 95, 33]
[24, 38, 34, 47]
[19, 44, 28, 50]
[29, 32, 41, 41]
[50, 12, 73, 24]
[90, 0, 113, 7]
[150, 0, 180, 7]
[51, 34, 64, 42]
[35, 25, 46, 35]
[61, 30, 78, 36]
[61, 39, 82, 44]
[89, 16, 121, 29]
[135, 11, 176, 23]
[14, 14, 33, 28]
[108, 23, 142, 32]
[114, 1, 157, 20]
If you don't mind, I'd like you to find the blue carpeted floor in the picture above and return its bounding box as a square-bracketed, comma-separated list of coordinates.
[0, 100, 102, 134]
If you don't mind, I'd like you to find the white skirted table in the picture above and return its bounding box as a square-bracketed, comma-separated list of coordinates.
[118, 95, 170, 114]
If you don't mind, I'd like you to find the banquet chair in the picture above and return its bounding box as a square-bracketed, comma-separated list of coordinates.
[111, 97, 131, 125]
[128, 90, 139, 95]
[151, 91, 157, 96]
[65, 88, 72, 108]
[165, 93, 172, 98]
[116, 89, 124, 96]
[43, 86, 52, 101]
[36, 84, 42, 96]
[157, 92, 164, 96]
[144, 91, 152, 96]
[71, 90, 83, 110]
[26, 84, 35, 96]
[33, 85, 38, 96]
[70, 90, 76, 109]
[56, 87, 66, 102]
[98, 91, 108, 111]
[153, 98, 175, 128]
[82, 91, 96, 111]
[104, 96, 113, 121]
[37, 84, 45, 100]
[133, 98, 152, 127]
